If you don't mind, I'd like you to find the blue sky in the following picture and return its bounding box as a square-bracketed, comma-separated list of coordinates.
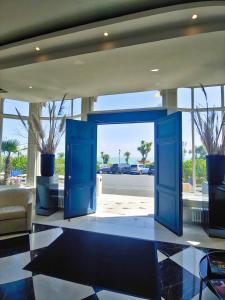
[2, 86, 223, 161]
[97, 123, 155, 163]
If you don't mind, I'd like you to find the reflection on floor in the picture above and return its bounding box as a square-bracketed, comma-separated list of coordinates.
[33, 194, 225, 250]
[0, 224, 221, 300]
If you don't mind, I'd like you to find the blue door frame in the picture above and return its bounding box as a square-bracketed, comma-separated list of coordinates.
[88, 109, 167, 124]
[65, 109, 183, 236]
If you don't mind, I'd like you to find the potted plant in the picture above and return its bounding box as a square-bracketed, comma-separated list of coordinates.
[16, 95, 67, 177]
[194, 85, 225, 185]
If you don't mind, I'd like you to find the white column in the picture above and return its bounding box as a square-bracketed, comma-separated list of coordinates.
[81, 97, 95, 121]
[0, 99, 4, 154]
[27, 103, 41, 187]
[161, 89, 178, 112]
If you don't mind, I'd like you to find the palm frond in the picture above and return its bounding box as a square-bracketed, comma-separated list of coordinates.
[30, 113, 45, 141]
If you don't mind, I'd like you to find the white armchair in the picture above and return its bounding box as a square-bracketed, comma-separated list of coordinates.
[0, 188, 33, 235]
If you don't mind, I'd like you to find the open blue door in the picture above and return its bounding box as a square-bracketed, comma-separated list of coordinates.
[64, 119, 97, 219]
[155, 112, 182, 236]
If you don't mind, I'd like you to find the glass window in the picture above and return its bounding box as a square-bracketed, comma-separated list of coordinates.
[73, 98, 81, 115]
[41, 100, 72, 117]
[223, 86, 225, 108]
[3, 99, 29, 116]
[94, 90, 162, 111]
[194, 139, 207, 187]
[194, 86, 221, 108]
[182, 112, 193, 185]
[178, 88, 191, 109]
[1, 119, 28, 185]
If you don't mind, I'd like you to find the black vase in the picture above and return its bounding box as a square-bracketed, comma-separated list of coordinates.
[41, 153, 55, 177]
[206, 154, 225, 185]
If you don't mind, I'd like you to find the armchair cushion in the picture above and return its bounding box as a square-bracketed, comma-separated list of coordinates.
[0, 205, 26, 221]
[0, 188, 33, 234]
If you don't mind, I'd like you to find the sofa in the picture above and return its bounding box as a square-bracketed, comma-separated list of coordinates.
[0, 188, 33, 235]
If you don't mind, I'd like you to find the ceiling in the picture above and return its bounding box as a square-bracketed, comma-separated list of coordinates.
[0, 1, 225, 102]
[0, 0, 216, 46]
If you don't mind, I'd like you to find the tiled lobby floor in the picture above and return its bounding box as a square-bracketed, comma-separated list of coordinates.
[0, 224, 221, 300]
[0, 194, 224, 299]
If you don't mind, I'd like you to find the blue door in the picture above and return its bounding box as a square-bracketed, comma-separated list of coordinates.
[155, 112, 182, 236]
[64, 119, 97, 219]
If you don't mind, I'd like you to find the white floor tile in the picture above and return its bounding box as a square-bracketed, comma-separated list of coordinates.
[33, 274, 94, 300]
[157, 250, 167, 263]
[0, 251, 32, 284]
[170, 247, 206, 278]
[29, 228, 63, 250]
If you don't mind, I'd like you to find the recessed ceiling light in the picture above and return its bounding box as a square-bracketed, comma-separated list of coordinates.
[29, 86, 32, 89]
[104, 32, 109, 37]
[192, 14, 198, 20]
[35, 47, 40, 51]
[150, 68, 160, 72]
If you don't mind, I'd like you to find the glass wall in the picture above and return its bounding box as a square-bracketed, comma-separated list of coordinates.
[1, 101, 28, 186]
[0, 86, 224, 188]
[178, 88, 191, 109]
[179, 85, 225, 195]
[3, 99, 29, 116]
[0, 98, 81, 187]
[94, 90, 162, 111]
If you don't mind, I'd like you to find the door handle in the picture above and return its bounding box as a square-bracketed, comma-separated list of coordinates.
[68, 175, 71, 180]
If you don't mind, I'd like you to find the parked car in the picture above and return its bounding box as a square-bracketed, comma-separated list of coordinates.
[97, 164, 111, 174]
[111, 163, 130, 174]
[130, 164, 149, 175]
[148, 167, 155, 175]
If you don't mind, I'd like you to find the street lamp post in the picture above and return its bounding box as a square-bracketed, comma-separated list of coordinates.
[118, 149, 121, 164]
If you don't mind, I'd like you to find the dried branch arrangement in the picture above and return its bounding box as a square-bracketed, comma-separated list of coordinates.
[194, 85, 225, 155]
[16, 94, 67, 154]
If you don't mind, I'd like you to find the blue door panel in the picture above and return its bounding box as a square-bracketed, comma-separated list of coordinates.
[64, 119, 97, 219]
[158, 142, 176, 189]
[155, 112, 182, 236]
[157, 190, 177, 232]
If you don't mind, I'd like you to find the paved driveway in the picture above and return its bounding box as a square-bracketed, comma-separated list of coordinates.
[101, 174, 154, 197]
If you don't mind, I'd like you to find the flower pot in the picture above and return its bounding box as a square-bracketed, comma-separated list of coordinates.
[41, 154, 55, 177]
[206, 154, 225, 185]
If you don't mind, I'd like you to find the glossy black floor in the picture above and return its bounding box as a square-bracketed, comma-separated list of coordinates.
[0, 223, 220, 300]
[25, 229, 160, 299]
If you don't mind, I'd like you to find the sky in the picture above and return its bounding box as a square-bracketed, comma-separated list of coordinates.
[2, 86, 223, 160]
[97, 123, 154, 163]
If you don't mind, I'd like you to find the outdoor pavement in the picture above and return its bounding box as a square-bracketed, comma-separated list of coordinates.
[101, 174, 154, 197]
[97, 194, 154, 216]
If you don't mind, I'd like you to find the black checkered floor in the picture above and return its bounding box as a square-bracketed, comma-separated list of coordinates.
[0, 224, 220, 300]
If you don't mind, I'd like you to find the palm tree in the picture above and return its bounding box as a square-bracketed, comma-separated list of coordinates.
[137, 140, 152, 164]
[124, 151, 131, 164]
[100, 152, 110, 164]
[1, 139, 20, 184]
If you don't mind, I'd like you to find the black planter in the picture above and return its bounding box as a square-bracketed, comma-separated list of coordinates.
[206, 154, 225, 185]
[41, 154, 55, 177]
